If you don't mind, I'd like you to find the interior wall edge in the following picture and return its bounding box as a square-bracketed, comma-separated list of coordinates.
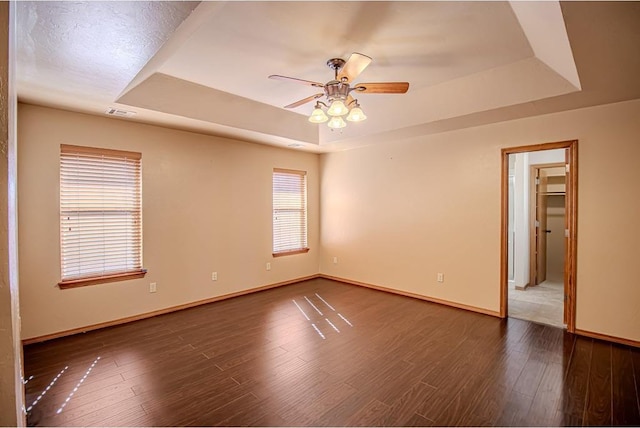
[17, 103, 321, 339]
[320, 274, 500, 318]
[22, 274, 321, 345]
[23, 272, 640, 351]
[574, 328, 640, 349]
[319, 98, 640, 346]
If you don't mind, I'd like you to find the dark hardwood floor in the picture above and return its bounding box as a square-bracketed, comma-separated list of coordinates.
[23, 278, 640, 426]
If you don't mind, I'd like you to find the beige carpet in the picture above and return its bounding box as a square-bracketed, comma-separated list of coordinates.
[508, 279, 564, 328]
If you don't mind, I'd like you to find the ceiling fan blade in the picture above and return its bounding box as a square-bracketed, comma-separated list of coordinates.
[269, 75, 325, 88]
[337, 52, 372, 83]
[353, 82, 410, 94]
[284, 93, 324, 109]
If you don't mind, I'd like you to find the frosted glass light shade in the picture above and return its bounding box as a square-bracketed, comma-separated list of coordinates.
[327, 100, 349, 116]
[308, 108, 328, 123]
[346, 106, 367, 122]
[327, 116, 347, 129]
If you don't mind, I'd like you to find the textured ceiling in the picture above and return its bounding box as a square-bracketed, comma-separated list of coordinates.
[17, 1, 200, 106]
[15, 1, 640, 153]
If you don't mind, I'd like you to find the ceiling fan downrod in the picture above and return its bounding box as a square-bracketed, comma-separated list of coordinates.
[326, 58, 346, 80]
[325, 58, 350, 102]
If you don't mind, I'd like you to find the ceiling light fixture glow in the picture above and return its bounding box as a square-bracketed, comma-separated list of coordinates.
[308, 106, 329, 123]
[346, 105, 367, 122]
[327, 100, 348, 116]
[309, 97, 367, 129]
[327, 116, 347, 129]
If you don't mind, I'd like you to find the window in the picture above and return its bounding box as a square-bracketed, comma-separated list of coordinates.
[272, 168, 309, 256]
[59, 145, 145, 288]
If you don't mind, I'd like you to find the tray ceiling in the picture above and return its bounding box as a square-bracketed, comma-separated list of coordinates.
[16, 1, 640, 152]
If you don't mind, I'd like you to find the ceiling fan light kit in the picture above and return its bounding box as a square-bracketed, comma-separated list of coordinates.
[327, 116, 347, 129]
[269, 52, 409, 130]
[346, 102, 367, 122]
[308, 106, 329, 124]
[326, 99, 349, 116]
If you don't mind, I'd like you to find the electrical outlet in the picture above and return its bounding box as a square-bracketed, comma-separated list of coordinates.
[149, 282, 157, 293]
[211, 272, 217, 281]
[333, 257, 338, 264]
[437, 273, 444, 283]
[266, 262, 271, 271]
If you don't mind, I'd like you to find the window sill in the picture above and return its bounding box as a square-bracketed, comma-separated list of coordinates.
[58, 269, 147, 289]
[272, 248, 310, 258]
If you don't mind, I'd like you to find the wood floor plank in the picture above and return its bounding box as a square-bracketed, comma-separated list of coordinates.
[190, 392, 260, 427]
[403, 412, 435, 427]
[491, 348, 529, 389]
[611, 344, 640, 425]
[23, 278, 638, 427]
[526, 361, 564, 426]
[432, 371, 488, 426]
[560, 335, 593, 424]
[399, 332, 451, 365]
[453, 374, 508, 426]
[55, 382, 136, 419]
[45, 373, 126, 402]
[511, 355, 547, 397]
[631, 347, 640, 422]
[277, 380, 358, 426]
[212, 399, 275, 427]
[584, 339, 613, 425]
[30, 378, 136, 416]
[52, 388, 140, 427]
[224, 349, 304, 387]
[207, 340, 288, 371]
[251, 411, 289, 427]
[420, 337, 478, 387]
[343, 399, 391, 427]
[142, 377, 253, 426]
[383, 381, 438, 426]
[373, 363, 436, 406]
[345, 357, 414, 392]
[493, 390, 533, 427]
[249, 365, 332, 412]
[317, 386, 381, 426]
[312, 348, 380, 379]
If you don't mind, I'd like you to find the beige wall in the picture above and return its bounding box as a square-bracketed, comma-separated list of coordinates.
[18, 104, 319, 340]
[320, 99, 640, 343]
[16, 98, 640, 345]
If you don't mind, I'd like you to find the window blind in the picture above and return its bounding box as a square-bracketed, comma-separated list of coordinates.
[60, 145, 143, 283]
[273, 168, 308, 256]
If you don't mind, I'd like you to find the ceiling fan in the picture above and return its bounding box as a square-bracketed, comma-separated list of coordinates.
[269, 52, 409, 129]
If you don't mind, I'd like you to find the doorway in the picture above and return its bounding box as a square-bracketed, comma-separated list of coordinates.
[511, 161, 565, 327]
[529, 163, 566, 289]
[500, 141, 577, 332]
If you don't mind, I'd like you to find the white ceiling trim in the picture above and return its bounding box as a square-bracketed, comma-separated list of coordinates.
[117, 72, 319, 145]
[115, 1, 581, 148]
[509, 1, 581, 90]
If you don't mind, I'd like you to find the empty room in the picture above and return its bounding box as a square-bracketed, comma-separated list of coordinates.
[2, 1, 640, 427]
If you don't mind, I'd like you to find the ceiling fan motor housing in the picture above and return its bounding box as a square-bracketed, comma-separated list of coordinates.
[325, 81, 350, 102]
